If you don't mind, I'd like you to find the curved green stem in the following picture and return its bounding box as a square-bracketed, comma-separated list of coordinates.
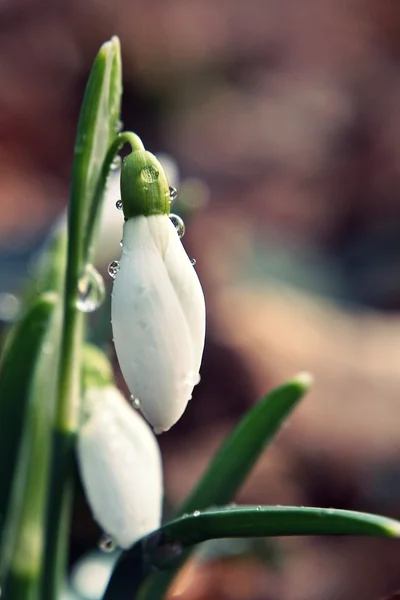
[83, 131, 144, 264]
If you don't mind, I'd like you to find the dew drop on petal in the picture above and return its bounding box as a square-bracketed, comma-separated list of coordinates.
[98, 533, 116, 553]
[190, 258, 196, 266]
[115, 199, 123, 210]
[76, 265, 105, 313]
[169, 214, 185, 238]
[130, 395, 141, 409]
[119, 239, 124, 247]
[140, 165, 159, 183]
[111, 155, 122, 171]
[108, 261, 120, 279]
[169, 186, 178, 202]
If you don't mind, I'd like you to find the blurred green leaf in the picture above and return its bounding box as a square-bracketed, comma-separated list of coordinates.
[0, 293, 57, 534]
[179, 373, 313, 514]
[82, 343, 114, 390]
[0, 293, 59, 600]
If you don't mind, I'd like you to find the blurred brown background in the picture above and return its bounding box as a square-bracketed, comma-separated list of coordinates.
[2, 0, 400, 598]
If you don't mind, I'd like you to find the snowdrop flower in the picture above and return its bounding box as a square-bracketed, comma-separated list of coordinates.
[111, 149, 206, 432]
[77, 383, 163, 548]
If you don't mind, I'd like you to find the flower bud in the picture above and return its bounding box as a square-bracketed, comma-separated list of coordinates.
[111, 214, 206, 432]
[77, 386, 163, 548]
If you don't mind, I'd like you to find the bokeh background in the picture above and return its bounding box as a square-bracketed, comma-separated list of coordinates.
[2, 1, 400, 598]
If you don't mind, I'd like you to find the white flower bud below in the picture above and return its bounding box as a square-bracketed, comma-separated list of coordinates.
[111, 215, 206, 432]
[77, 386, 163, 548]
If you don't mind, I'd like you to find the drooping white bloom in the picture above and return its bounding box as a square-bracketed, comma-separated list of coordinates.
[111, 215, 206, 432]
[77, 386, 163, 548]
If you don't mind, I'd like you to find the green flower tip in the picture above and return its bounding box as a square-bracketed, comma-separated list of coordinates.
[120, 150, 171, 219]
[82, 343, 114, 390]
[293, 371, 314, 392]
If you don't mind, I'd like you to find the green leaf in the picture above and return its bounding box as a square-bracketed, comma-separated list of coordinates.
[104, 505, 400, 600]
[105, 374, 312, 600]
[0, 293, 59, 600]
[179, 373, 313, 514]
[145, 506, 400, 564]
[74, 35, 122, 267]
[0, 293, 57, 533]
[44, 36, 123, 600]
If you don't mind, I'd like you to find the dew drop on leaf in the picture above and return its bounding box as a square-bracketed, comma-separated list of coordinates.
[76, 265, 105, 313]
[115, 199, 123, 210]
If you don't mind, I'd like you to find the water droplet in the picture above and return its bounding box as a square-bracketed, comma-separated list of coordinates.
[190, 258, 196, 266]
[169, 186, 178, 201]
[98, 533, 116, 553]
[131, 395, 141, 409]
[108, 261, 120, 279]
[116, 199, 123, 210]
[193, 510, 200, 517]
[141, 165, 159, 183]
[256, 506, 262, 511]
[111, 155, 122, 171]
[115, 119, 124, 133]
[77, 265, 105, 313]
[119, 239, 124, 247]
[0, 293, 21, 322]
[169, 214, 185, 238]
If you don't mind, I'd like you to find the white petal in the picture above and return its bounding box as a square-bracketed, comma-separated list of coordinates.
[156, 217, 206, 382]
[111, 217, 195, 431]
[77, 387, 163, 549]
